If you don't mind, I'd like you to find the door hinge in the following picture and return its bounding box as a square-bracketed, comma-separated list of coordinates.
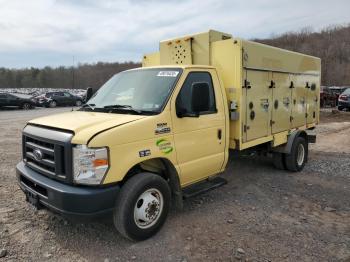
[270, 120, 275, 126]
[243, 125, 250, 132]
[290, 116, 294, 122]
[305, 113, 308, 118]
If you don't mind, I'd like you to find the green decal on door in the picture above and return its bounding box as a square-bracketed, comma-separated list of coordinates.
[156, 139, 173, 154]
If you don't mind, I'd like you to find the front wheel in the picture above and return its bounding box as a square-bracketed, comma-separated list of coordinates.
[113, 172, 171, 241]
[22, 103, 31, 110]
[285, 137, 308, 172]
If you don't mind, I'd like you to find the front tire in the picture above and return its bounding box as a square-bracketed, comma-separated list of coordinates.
[75, 100, 82, 107]
[113, 172, 171, 241]
[285, 137, 308, 172]
[22, 103, 31, 110]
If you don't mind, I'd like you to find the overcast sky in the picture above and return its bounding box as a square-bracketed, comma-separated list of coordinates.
[0, 0, 349, 68]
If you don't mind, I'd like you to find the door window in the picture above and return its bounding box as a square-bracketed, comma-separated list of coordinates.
[176, 72, 216, 116]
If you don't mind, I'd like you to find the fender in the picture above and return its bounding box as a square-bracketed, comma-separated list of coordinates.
[272, 130, 309, 154]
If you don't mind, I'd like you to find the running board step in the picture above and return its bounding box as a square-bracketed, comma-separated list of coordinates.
[182, 177, 227, 199]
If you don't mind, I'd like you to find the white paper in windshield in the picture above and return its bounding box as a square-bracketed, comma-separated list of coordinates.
[157, 71, 179, 77]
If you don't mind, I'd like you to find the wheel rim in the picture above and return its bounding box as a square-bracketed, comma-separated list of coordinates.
[76, 100, 82, 106]
[50, 101, 56, 107]
[134, 188, 163, 229]
[296, 143, 305, 166]
[23, 103, 30, 110]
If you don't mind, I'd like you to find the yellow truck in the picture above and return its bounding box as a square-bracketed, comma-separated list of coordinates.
[16, 30, 320, 241]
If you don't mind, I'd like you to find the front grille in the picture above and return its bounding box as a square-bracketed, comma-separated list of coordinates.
[22, 125, 73, 183]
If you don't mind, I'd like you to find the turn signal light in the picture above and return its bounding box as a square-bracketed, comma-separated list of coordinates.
[93, 159, 108, 167]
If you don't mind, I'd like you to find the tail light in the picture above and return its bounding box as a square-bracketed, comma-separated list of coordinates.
[339, 95, 348, 101]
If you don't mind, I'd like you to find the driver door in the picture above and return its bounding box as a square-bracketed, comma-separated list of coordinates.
[170, 69, 226, 186]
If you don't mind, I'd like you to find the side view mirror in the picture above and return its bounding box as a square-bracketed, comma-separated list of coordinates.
[176, 82, 210, 118]
[86, 87, 93, 101]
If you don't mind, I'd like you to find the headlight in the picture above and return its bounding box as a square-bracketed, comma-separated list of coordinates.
[73, 145, 109, 185]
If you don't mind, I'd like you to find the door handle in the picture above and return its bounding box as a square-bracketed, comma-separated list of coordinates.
[217, 129, 222, 140]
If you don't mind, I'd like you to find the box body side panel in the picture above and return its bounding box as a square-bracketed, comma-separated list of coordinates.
[239, 40, 320, 149]
[142, 52, 160, 67]
[210, 39, 243, 149]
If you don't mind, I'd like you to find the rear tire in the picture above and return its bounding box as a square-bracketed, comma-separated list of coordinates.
[338, 106, 343, 111]
[49, 100, 57, 108]
[272, 152, 286, 170]
[285, 137, 308, 172]
[113, 172, 171, 241]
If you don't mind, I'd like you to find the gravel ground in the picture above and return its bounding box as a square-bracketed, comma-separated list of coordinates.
[0, 107, 349, 261]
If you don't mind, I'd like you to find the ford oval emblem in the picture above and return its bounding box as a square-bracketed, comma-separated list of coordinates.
[33, 149, 43, 161]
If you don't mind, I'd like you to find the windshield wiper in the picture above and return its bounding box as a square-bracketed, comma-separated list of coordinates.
[103, 104, 143, 114]
[102, 104, 158, 115]
[103, 104, 134, 109]
[81, 103, 96, 110]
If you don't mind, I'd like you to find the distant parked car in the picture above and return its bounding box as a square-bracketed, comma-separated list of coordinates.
[33, 91, 83, 108]
[320, 86, 337, 107]
[329, 86, 349, 105]
[338, 88, 350, 111]
[0, 93, 35, 110]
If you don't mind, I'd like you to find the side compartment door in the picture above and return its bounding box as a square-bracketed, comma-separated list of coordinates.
[306, 77, 319, 124]
[290, 75, 307, 128]
[244, 70, 272, 141]
[271, 72, 292, 134]
[171, 70, 226, 186]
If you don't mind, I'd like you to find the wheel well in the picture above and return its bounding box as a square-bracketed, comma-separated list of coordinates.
[271, 130, 308, 154]
[122, 158, 183, 210]
[298, 130, 308, 142]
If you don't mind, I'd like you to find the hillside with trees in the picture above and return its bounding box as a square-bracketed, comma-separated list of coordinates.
[254, 24, 350, 86]
[0, 62, 140, 91]
[0, 24, 349, 90]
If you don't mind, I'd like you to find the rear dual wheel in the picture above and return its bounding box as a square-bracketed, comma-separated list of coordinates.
[273, 137, 307, 172]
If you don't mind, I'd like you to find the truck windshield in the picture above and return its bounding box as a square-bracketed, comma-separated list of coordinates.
[85, 68, 182, 114]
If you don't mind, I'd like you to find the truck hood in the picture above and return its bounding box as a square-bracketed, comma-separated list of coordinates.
[28, 111, 147, 144]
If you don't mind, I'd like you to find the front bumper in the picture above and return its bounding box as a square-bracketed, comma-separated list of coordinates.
[35, 100, 49, 107]
[16, 161, 120, 219]
[338, 100, 350, 108]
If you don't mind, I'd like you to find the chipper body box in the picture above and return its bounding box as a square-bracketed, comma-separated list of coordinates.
[143, 30, 321, 150]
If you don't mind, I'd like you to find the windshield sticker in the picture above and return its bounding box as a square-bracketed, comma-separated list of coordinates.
[156, 139, 173, 154]
[157, 71, 179, 77]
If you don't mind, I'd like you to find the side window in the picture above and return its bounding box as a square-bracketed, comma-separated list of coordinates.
[176, 72, 216, 116]
[63, 92, 71, 97]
